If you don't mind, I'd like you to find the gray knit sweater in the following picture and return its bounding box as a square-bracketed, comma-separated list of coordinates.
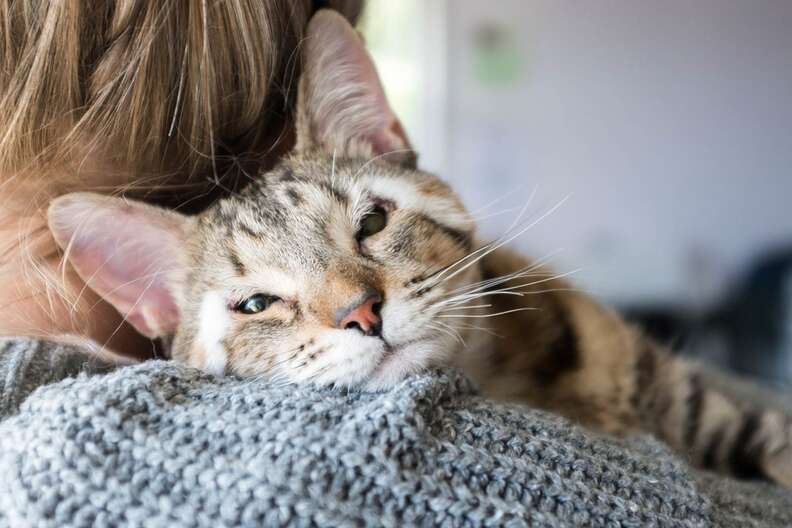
[0, 338, 791, 527]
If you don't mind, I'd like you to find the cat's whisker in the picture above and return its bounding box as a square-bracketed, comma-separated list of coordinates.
[439, 265, 578, 304]
[98, 269, 163, 354]
[444, 249, 564, 296]
[434, 290, 525, 310]
[437, 277, 538, 307]
[503, 185, 538, 236]
[407, 231, 515, 295]
[435, 277, 579, 312]
[266, 371, 295, 389]
[442, 262, 558, 299]
[427, 322, 465, 346]
[445, 321, 504, 339]
[330, 148, 337, 188]
[438, 307, 538, 319]
[84, 267, 186, 312]
[423, 195, 570, 292]
[467, 182, 534, 217]
[470, 269, 581, 296]
[437, 303, 492, 312]
[512, 287, 581, 296]
[443, 273, 546, 301]
[436, 318, 504, 342]
[471, 206, 532, 223]
[352, 148, 414, 179]
[305, 363, 334, 384]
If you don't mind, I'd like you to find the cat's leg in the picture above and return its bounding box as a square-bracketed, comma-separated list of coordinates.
[487, 291, 792, 487]
[630, 337, 792, 488]
[477, 247, 792, 487]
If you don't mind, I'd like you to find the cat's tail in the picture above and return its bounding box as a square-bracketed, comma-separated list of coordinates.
[633, 338, 792, 487]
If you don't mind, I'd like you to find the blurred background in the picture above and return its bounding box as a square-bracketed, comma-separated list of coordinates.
[360, 0, 792, 385]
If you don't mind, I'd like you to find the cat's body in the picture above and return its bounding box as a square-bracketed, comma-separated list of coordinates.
[48, 10, 792, 488]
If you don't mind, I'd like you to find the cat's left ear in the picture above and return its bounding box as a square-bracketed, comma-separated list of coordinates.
[47, 193, 192, 339]
[296, 9, 416, 167]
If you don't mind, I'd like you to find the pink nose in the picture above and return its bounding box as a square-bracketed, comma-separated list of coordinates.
[337, 293, 383, 337]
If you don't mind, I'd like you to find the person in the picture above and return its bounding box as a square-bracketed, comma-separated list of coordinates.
[0, 0, 363, 359]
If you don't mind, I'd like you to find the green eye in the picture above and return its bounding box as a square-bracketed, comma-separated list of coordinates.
[358, 206, 388, 239]
[236, 294, 280, 314]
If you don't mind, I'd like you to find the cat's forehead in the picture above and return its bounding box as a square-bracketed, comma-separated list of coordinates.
[201, 158, 419, 262]
[195, 155, 470, 282]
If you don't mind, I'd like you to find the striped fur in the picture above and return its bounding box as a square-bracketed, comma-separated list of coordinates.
[48, 8, 792, 490]
[457, 246, 792, 488]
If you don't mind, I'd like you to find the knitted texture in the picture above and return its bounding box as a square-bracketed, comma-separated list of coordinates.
[0, 339, 791, 527]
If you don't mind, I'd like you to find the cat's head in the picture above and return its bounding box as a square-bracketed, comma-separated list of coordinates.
[48, 10, 479, 388]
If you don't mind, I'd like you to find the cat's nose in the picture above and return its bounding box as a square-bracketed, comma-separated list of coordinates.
[337, 292, 383, 337]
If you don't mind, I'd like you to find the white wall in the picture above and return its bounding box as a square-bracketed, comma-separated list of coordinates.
[443, 0, 792, 306]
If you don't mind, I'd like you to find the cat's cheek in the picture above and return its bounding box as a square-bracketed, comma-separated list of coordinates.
[193, 291, 232, 375]
[379, 300, 435, 345]
[290, 331, 385, 387]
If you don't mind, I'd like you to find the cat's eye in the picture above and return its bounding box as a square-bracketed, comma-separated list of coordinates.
[358, 205, 388, 239]
[235, 294, 280, 314]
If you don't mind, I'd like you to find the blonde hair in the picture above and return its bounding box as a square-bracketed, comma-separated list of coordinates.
[0, 0, 363, 350]
[0, 0, 363, 204]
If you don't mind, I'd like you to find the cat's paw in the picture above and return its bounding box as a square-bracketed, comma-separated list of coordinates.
[762, 443, 792, 489]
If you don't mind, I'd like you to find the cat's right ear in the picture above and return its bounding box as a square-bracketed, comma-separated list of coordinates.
[295, 9, 416, 167]
[47, 193, 192, 339]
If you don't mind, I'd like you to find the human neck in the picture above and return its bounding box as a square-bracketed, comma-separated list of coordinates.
[0, 180, 153, 361]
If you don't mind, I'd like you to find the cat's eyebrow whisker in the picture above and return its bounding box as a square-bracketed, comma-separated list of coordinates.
[467, 182, 534, 217]
[352, 148, 414, 179]
[503, 185, 538, 236]
[471, 206, 531, 223]
[419, 240, 497, 290]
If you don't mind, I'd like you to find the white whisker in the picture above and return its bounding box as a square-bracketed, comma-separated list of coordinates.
[438, 307, 538, 319]
[352, 148, 413, 179]
[437, 303, 492, 312]
[424, 195, 570, 291]
[467, 183, 534, 217]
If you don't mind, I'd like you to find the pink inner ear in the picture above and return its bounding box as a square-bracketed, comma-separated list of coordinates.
[302, 10, 414, 158]
[74, 246, 181, 338]
[48, 194, 187, 338]
[370, 118, 412, 158]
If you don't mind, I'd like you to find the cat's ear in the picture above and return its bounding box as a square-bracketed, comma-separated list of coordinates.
[296, 9, 416, 167]
[47, 193, 192, 339]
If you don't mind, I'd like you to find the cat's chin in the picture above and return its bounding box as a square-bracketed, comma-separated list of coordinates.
[360, 339, 446, 391]
[279, 331, 451, 391]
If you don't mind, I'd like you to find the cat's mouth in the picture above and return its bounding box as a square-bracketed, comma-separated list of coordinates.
[369, 335, 396, 363]
[369, 336, 425, 379]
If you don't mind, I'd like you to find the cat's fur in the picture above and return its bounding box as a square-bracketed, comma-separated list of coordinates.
[48, 10, 792, 488]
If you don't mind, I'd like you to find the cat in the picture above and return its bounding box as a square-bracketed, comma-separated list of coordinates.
[48, 10, 792, 488]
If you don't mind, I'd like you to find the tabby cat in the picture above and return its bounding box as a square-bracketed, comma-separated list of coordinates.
[48, 10, 792, 488]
